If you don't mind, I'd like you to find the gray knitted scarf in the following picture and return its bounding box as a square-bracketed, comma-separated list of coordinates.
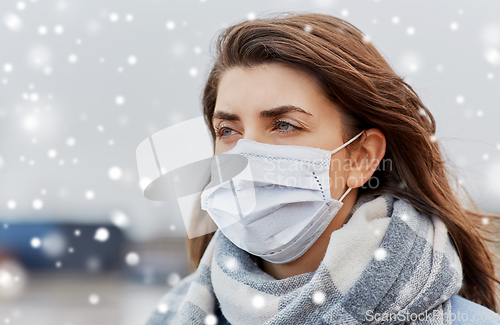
[146, 194, 463, 324]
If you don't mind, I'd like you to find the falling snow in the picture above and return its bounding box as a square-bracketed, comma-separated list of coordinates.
[54, 25, 64, 34]
[32, 198, 43, 210]
[66, 137, 76, 146]
[157, 303, 169, 314]
[252, 294, 265, 309]
[109, 13, 119, 22]
[4, 13, 23, 31]
[127, 56, 137, 65]
[0, 2, 498, 323]
[85, 190, 95, 200]
[108, 166, 123, 180]
[374, 247, 387, 261]
[89, 293, 100, 305]
[125, 252, 140, 266]
[47, 149, 57, 159]
[166, 20, 175, 30]
[68, 54, 78, 63]
[115, 96, 125, 105]
[3, 63, 13, 73]
[225, 257, 237, 270]
[6, 200, 16, 210]
[167, 272, 180, 286]
[30, 237, 41, 248]
[189, 67, 198, 77]
[312, 290, 326, 304]
[110, 210, 130, 228]
[204, 314, 218, 325]
[94, 227, 109, 242]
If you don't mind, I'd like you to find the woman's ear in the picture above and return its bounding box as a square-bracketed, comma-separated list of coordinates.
[346, 128, 386, 189]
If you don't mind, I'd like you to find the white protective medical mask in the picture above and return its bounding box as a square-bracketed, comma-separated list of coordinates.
[200, 130, 366, 264]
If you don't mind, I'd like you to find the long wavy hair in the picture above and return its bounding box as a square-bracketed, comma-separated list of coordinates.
[186, 12, 500, 311]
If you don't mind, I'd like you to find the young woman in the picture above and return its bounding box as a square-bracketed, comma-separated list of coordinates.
[146, 12, 500, 324]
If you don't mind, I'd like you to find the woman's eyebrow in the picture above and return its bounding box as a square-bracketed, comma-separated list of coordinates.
[213, 111, 239, 121]
[260, 105, 313, 118]
[212, 105, 313, 122]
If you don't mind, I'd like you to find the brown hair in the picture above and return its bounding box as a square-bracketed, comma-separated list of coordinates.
[186, 11, 500, 311]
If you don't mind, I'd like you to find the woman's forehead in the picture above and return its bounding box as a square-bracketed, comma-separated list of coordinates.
[215, 63, 334, 118]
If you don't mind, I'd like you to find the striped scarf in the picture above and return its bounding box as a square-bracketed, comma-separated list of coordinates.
[146, 194, 463, 324]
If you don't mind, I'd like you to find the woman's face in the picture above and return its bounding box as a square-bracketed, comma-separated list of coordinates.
[212, 62, 352, 200]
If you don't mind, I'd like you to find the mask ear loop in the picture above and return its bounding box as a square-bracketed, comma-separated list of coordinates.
[330, 130, 366, 155]
[339, 187, 352, 202]
[330, 130, 366, 203]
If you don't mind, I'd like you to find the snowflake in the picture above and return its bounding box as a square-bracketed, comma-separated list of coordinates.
[108, 166, 123, 180]
[30, 237, 41, 248]
[125, 252, 140, 266]
[109, 13, 119, 22]
[167, 272, 181, 286]
[312, 290, 326, 304]
[166, 21, 175, 30]
[94, 227, 109, 242]
[7, 200, 16, 210]
[374, 247, 387, 261]
[252, 294, 265, 309]
[89, 294, 100, 305]
[225, 257, 238, 270]
[66, 137, 76, 146]
[47, 149, 57, 158]
[85, 190, 95, 200]
[204, 314, 218, 325]
[157, 303, 169, 314]
[32, 198, 43, 210]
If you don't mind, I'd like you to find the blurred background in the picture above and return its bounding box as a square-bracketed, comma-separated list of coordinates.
[0, 0, 499, 324]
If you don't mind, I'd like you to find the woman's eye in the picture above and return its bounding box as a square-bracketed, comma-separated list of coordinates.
[221, 128, 234, 137]
[277, 121, 293, 131]
[273, 120, 302, 133]
[216, 127, 236, 138]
